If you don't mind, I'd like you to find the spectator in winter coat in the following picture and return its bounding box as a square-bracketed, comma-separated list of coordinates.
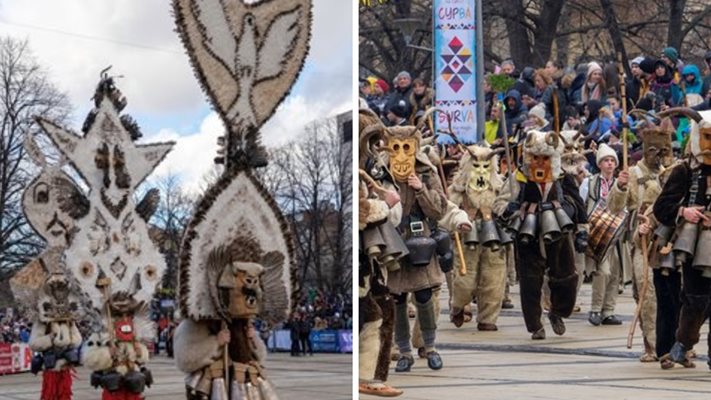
[626, 56, 647, 108]
[367, 79, 390, 118]
[503, 89, 528, 139]
[581, 61, 606, 104]
[501, 59, 518, 79]
[409, 78, 434, 125]
[385, 71, 413, 118]
[681, 63, 702, 95]
[650, 59, 682, 108]
[513, 66, 536, 99]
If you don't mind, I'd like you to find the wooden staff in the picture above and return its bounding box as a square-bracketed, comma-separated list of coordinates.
[627, 214, 651, 349]
[428, 113, 467, 275]
[497, 102, 516, 196]
[617, 55, 629, 171]
[553, 88, 560, 136]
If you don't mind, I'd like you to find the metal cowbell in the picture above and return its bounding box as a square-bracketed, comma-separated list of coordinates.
[654, 224, 674, 247]
[554, 207, 575, 233]
[673, 222, 698, 267]
[463, 220, 479, 246]
[540, 209, 562, 243]
[518, 213, 537, 245]
[479, 219, 501, 251]
[692, 229, 711, 270]
[497, 223, 513, 246]
[379, 222, 409, 271]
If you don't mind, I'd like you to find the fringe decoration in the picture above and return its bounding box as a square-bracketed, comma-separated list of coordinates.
[41, 368, 74, 400]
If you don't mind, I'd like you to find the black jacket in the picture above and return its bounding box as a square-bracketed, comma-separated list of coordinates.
[654, 162, 711, 227]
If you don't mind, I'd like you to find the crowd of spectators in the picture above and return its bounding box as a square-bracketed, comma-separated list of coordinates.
[0, 312, 31, 344]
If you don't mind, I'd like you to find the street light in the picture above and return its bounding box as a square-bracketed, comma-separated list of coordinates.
[393, 17, 432, 52]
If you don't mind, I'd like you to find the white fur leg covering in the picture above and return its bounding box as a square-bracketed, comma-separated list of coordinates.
[359, 319, 383, 381]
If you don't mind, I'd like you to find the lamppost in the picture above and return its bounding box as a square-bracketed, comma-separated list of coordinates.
[393, 17, 432, 52]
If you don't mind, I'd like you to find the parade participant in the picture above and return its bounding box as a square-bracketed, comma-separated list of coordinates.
[627, 118, 674, 361]
[380, 110, 448, 372]
[172, 0, 311, 397]
[584, 143, 636, 326]
[541, 130, 591, 313]
[448, 145, 508, 331]
[653, 107, 711, 369]
[358, 109, 405, 397]
[496, 130, 587, 339]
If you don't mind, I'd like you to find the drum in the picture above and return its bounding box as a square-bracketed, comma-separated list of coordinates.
[586, 201, 628, 263]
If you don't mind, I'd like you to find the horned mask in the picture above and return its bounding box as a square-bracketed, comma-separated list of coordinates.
[657, 108, 711, 166]
[522, 130, 562, 183]
[458, 145, 503, 193]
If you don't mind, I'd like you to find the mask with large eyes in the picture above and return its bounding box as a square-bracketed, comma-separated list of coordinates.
[218, 262, 264, 319]
[529, 154, 553, 183]
[38, 273, 80, 322]
[387, 138, 418, 182]
[468, 159, 492, 192]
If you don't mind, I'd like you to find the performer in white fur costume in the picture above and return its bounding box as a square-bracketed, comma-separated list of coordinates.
[10, 133, 91, 400]
[36, 71, 175, 400]
[448, 144, 509, 331]
[171, 0, 311, 398]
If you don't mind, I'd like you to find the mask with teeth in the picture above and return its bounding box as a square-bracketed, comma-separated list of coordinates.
[218, 261, 264, 319]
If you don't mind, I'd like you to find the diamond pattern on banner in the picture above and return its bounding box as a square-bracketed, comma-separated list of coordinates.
[448, 37, 463, 53]
[442, 54, 455, 64]
[449, 75, 464, 92]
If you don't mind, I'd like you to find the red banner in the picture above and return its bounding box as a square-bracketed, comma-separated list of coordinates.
[0, 343, 33, 374]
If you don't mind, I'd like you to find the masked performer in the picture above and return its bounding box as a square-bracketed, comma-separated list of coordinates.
[358, 110, 406, 397]
[653, 108, 711, 369]
[10, 126, 89, 400]
[448, 145, 508, 331]
[496, 130, 587, 339]
[379, 113, 448, 372]
[627, 117, 674, 361]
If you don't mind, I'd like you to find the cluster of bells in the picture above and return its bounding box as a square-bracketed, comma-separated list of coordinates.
[657, 218, 711, 277]
[184, 367, 278, 400]
[460, 205, 575, 250]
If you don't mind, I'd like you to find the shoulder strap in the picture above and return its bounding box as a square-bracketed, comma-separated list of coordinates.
[689, 169, 702, 206]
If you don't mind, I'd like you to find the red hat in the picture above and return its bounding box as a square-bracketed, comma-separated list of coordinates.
[375, 79, 390, 93]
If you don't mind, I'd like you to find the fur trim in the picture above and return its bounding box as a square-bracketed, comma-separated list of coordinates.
[173, 319, 223, 373]
[366, 199, 390, 226]
[521, 130, 563, 180]
[82, 332, 114, 371]
[596, 143, 618, 166]
[359, 319, 382, 380]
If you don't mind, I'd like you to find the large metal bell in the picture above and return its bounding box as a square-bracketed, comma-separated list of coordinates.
[479, 219, 501, 250]
[362, 226, 386, 257]
[497, 224, 513, 246]
[659, 250, 675, 270]
[463, 221, 479, 246]
[518, 213, 537, 245]
[507, 213, 522, 234]
[540, 209, 562, 243]
[554, 207, 575, 233]
[432, 228, 452, 256]
[692, 229, 711, 270]
[380, 222, 409, 271]
[654, 224, 674, 247]
[673, 222, 698, 267]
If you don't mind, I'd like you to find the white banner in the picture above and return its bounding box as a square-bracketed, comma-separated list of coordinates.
[434, 0, 478, 143]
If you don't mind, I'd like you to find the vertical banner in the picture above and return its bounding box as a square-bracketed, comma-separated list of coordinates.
[434, 0, 479, 143]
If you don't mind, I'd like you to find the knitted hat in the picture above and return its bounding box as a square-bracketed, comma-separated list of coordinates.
[630, 56, 645, 67]
[587, 61, 602, 78]
[395, 71, 411, 81]
[639, 57, 658, 74]
[375, 79, 390, 93]
[662, 47, 679, 64]
[528, 104, 546, 122]
[596, 143, 618, 166]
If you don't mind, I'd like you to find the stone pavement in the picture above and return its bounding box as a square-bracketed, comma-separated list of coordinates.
[364, 283, 711, 400]
[0, 352, 352, 400]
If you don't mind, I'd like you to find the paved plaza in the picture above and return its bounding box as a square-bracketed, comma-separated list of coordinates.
[364, 283, 711, 400]
[0, 352, 352, 400]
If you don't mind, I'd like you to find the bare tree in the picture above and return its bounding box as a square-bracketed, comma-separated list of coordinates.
[0, 37, 71, 276]
[264, 115, 351, 292]
[145, 173, 195, 290]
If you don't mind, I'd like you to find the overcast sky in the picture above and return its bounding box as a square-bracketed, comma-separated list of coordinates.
[0, 0, 353, 192]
